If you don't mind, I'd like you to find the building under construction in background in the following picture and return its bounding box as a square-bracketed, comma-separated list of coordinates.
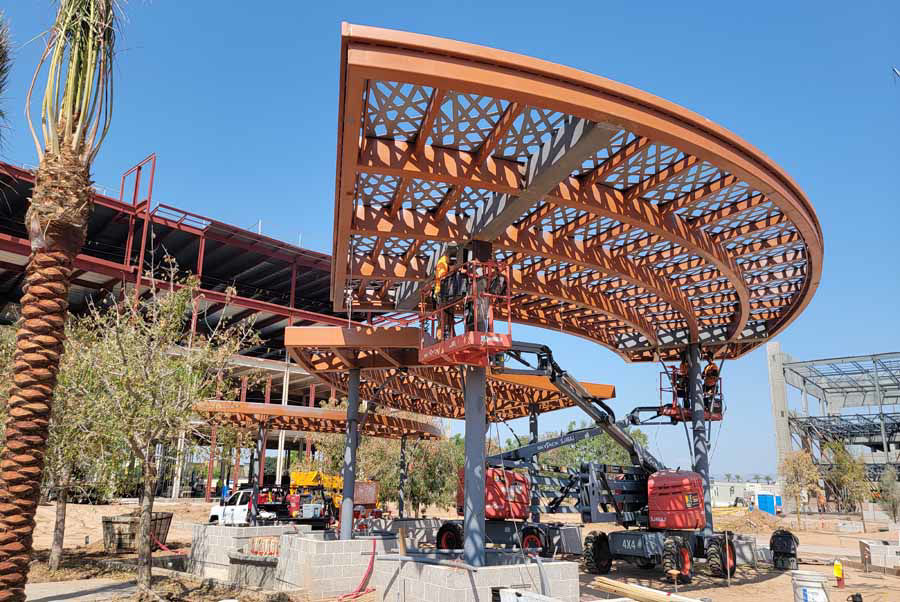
[0, 157, 360, 499]
[768, 342, 900, 504]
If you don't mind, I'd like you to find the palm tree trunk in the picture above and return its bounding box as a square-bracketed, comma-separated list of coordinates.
[0, 151, 90, 602]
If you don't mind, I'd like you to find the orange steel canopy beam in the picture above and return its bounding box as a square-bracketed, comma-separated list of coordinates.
[285, 326, 614, 421]
[332, 23, 823, 362]
[194, 400, 442, 440]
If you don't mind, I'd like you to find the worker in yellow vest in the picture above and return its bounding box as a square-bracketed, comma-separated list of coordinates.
[434, 254, 454, 339]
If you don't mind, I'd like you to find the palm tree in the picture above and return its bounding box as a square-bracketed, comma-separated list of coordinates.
[725, 472, 733, 483]
[735, 474, 742, 483]
[0, 4, 116, 600]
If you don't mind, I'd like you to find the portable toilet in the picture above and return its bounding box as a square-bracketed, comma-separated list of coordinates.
[776, 495, 783, 514]
[757, 492, 776, 515]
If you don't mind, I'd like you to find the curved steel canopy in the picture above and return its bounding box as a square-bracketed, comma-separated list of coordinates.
[194, 400, 443, 440]
[333, 24, 823, 362]
[284, 326, 615, 422]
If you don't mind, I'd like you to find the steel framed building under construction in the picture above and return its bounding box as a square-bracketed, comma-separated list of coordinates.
[768, 342, 900, 489]
[0, 156, 356, 498]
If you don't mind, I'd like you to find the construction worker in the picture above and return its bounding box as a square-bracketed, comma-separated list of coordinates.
[433, 254, 454, 339]
[674, 356, 690, 402]
[703, 353, 720, 411]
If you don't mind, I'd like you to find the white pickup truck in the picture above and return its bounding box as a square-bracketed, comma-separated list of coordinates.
[208, 490, 277, 526]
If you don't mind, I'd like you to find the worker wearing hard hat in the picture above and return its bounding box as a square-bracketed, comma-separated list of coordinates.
[702, 354, 720, 411]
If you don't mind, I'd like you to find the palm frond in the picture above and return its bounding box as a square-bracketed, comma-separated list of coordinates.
[0, 14, 11, 129]
[26, 0, 119, 163]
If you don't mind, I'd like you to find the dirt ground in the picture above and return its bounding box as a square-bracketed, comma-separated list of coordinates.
[32, 500, 211, 551]
[32, 502, 900, 600]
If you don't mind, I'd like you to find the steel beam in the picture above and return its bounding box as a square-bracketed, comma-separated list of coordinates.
[470, 118, 617, 241]
[463, 365, 487, 567]
[340, 368, 362, 539]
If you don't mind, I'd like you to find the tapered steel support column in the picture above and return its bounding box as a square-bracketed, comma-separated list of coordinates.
[172, 431, 186, 499]
[398, 435, 408, 519]
[205, 424, 218, 502]
[233, 438, 242, 490]
[251, 422, 265, 525]
[688, 343, 713, 534]
[463, 365, 487, 567]
[529, 403, 540, 523]
[340, 369, 361, 540]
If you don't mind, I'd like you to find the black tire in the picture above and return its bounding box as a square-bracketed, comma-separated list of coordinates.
[520, 527, 552, 558]
[707, 537, 736, 578]
[583, 531, 612, 575]
[662, 536, 693, 584]
[635, 557, 656, 569]
[436, 522, 463, 550]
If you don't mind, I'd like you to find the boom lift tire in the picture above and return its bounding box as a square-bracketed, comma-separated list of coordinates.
[583, 531, 612, 574]
[662, 536, 693, 584]
[635, 557, 656, 569]
[520, 526, 552, 558]
[706, 536, 736, 578]
[436, 522, 464, 551]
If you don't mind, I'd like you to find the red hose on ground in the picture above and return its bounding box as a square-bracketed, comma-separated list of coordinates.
[338, 538, 376, 601]
[151, 532, 186, 555]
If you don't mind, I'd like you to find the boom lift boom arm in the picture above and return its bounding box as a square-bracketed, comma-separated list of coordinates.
[495, 342, 665, 474]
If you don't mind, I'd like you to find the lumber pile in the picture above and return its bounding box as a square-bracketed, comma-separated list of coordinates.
[590, 576, 703, 602]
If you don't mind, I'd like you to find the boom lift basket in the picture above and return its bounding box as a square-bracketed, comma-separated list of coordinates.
[419, 260, 512, 367]
[659, 367, 724, 422]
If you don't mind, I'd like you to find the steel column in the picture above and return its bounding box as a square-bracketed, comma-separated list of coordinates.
[340, 369, 362, 540]
[275, 360, 293, 482]
[688, 343, 713, 534]
[205, 424, 218, 502]
[463, 365, 487, 567]
[251, 422, 265, 525]
[232, 441, 241, 490]
[529, 403, 540, 523]
[171, 431, 186, 499]
[398, 435, 408, 519]
[876, 360, 890, 463]
[259, 377, 272, 487]
[306, 383, 316, 459]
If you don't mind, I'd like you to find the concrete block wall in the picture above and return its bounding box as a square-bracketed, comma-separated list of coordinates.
[370, 559, 580, 602]
[189, 524, 310, 580]
[860, 540, 900, 569]
[227, 551, 278, 589]
[274, 534, 400, 599]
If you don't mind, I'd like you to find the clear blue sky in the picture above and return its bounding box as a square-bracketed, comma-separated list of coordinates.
[1, 1, 899, 477]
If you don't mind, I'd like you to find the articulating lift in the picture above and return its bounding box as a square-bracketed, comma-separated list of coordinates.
[421, 259, 737, 581]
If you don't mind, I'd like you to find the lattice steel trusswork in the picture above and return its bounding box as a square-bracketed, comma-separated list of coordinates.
[334, 24, 823, 361]
[194, 401, 442, 440]
[285, 326, 615, 422]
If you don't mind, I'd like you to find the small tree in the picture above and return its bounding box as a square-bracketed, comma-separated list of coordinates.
[824, 442, 871, 532]
[724, 472, 732, 483]
[44, 319, 124, 571]
[88, 277, 257, 595]
[780, 450, 821, 529]
[879, 466, 900, 545]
